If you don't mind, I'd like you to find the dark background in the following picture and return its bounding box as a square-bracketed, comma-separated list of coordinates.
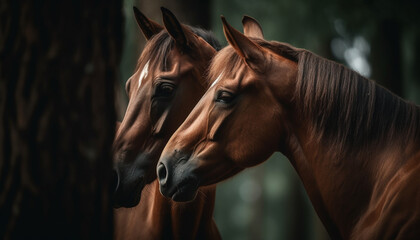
[1, 1, 122, 239]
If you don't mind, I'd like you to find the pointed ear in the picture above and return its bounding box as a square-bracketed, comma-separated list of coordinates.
[133, 6, 163, 40]
[161, 7, 194, 50]
[242, 15, 264, 39]
[222, 16, 265, 72]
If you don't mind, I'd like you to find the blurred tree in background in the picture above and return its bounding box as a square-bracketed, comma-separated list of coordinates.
[0, 1, 122, 239]
[119, 0, 420, 240]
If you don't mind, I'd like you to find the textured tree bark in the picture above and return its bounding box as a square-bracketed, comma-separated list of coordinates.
[0, 1, 122, 239]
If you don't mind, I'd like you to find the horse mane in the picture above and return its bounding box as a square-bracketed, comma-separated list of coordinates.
[136, 26, 221, 72]
[190, 27, 222, 51]
[294, 50, 420, 157]
[208, 39, 420, 158]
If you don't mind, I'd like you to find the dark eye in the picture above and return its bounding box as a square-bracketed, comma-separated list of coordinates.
[215, 90, 235, 104]
[155, 82, 176, 98]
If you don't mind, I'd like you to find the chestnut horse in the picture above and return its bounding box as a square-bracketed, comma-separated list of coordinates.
[157, 16, 420, 239]
[113, 7, 221, 239]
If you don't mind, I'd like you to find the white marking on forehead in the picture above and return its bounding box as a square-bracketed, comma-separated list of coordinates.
[210, 72, 223, 88]
[138, 60, 150, 88]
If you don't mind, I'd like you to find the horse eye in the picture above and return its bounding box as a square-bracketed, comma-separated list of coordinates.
[215, 90, 235, 104]
[155, 82, 176, 98]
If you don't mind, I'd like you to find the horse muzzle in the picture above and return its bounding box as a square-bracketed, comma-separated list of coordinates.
[157, 154, 199, 202]
[112, 152, 154, 208]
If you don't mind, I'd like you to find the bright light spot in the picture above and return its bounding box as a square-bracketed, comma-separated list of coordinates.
[344, 48, 371, 77]
[354, 36, 370, 55]
[331, 20, 371, 78]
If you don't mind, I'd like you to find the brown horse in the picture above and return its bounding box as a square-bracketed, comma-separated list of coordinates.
[157, 16, 420, 239]
[113, 7, 221, 239]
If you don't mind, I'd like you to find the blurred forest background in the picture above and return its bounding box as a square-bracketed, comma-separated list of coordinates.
[118, 0, 420, 240]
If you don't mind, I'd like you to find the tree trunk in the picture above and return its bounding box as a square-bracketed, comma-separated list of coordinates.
[0, 1, 122, 239]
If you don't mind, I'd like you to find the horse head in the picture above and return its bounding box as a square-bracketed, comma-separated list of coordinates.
[113, 7, 219, 208]
[157, 16, 298, 202]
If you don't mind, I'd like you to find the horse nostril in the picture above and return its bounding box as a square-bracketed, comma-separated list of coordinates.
[112, 169, 120, 193]
[157, 162, 168, 186]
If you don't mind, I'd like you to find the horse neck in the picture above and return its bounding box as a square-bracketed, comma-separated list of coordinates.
[278, 59, 420, 238]
[114, 180, 219, 240]
[286, 104, 420, 239]
[282, 120, 369, 238]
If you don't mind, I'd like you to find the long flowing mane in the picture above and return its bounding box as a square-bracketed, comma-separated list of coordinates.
[136, 26, 221, 72]
[290, 49, 420, 160]
[209, 39, 420, 158]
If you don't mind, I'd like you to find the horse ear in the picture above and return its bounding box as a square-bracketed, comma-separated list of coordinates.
[242, 15, 264, 39]
[133, 6, 163, 40]
[222, 16, 265, 72]
[161, 7, 193, 50]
